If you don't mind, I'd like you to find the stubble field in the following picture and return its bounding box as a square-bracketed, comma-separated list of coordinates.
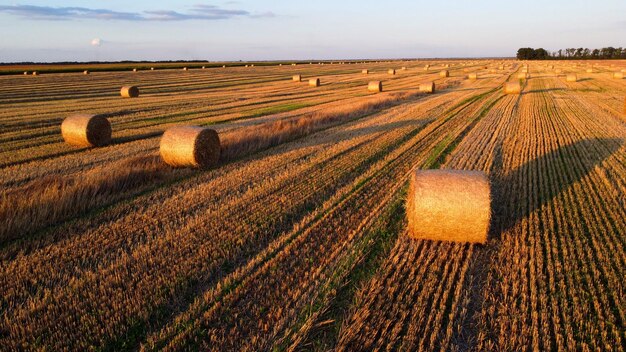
[0, 59, 624, 351]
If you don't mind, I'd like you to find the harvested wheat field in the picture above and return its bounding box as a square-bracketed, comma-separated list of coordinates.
[0, 58, 625, 352]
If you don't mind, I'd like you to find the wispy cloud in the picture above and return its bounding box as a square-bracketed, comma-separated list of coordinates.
[0, 4, 275, 21]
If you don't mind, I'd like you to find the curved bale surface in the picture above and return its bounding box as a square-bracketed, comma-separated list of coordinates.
[292, 75, 302, 82]
[407, 170, 491, 244]
[566, 74, 578, 82]
[468, 73, 477, 80]
[83, 70, 90, 75]
[160, 126, 220, 168]
[439, 70, 449, 78]
[309, 78, 320, 87]
[61, 114, 112, 147]
[368, 81, 382, 92]
[614, 72, 624, 79]
[362, 69, 369, 74]
[419, 82, 435, 93]
[388, 69, 396, 75]
[504, 82, 521, 94]
[120, 86, 139, 98]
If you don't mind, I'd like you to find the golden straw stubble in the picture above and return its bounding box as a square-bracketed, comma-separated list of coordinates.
[406, 170, 491, 244]
[61, 114, 112, 147]
[120, 86, 139, 98]
[160, 126, 220, 168]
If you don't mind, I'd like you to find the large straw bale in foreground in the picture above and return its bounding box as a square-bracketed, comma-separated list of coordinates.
[368, 81, 382, 92]
[160, 126, 220, 168]
[61, 114, 111, 147]
[504, 82, 521, 94]
[406, 170, 491, 244]
[419, 82, 435, 93]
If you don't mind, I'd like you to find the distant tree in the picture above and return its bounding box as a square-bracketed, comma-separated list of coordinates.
[517, 47, 535, 60]
[516, 46, 623, 60]
[591, 49, 600, 58]
[534, 48, 549, 60]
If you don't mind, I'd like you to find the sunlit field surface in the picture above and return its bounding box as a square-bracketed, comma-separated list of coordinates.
[0, 59, 624, 351]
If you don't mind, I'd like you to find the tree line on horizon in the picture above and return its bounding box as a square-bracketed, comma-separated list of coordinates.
[517, 47, 626, 60]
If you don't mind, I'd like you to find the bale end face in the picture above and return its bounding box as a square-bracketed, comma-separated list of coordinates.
[61, 114, 112, 147]
[504, 82, 521, 94]
[368, 81, 382, 92]
[120, 86, 139, 98]
[160, 126, 220, 168]
[419, 82, 435, 94]
[406, 170, 491, 244]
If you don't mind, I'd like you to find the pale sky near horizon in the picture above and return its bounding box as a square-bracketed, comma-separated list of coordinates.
[0, 0, 624, 62]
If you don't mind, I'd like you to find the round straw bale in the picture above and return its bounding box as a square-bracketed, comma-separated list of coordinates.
[362, 69, 369, 74]
[468, 73, 477, 80]
[504, 82, 521, 94]
[419, 82, 435, 93]
[133, 68, 137, 72]
[614, 72, 624, 79]
[32, 71, 38, 76]
[160, 126, 220, 168]
[120, 86, 139, 98]
[406, 170, 491, 244]
[368, 81, 382, 92]
[84, 70, 89, 75]
[201, 66, 206, 69]
[183, 67, 188, 71]
[555, 68, 562, 74]
[61, 114, 111, 147]
[151, 67, 155, 70]
[23, 71, 28, 75]
[292, 75, 302, 82]
[586, 68, 593, 73]
[401, 66, 407, 70]
[223, 65, 226, 68]
[439, 70, 449, 78]
[309, 78, 320, 87]
[566, 74, 578, 82]
[388, 69, 396, 75]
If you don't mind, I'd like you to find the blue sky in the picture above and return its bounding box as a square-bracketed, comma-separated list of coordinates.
[0, 0, 624, 62]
